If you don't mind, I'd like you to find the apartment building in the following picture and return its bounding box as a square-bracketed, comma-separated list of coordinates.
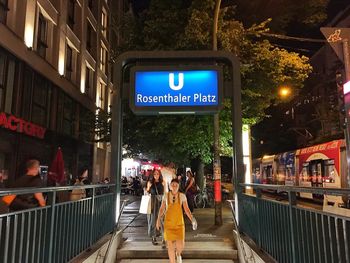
[0, 0, 119, 184]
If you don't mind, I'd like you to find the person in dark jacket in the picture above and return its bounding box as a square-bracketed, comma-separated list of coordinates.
[146, 169, 165, 246]
[9, 159, 46, 211]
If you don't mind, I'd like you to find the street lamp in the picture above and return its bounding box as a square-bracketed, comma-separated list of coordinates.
[279, 86, 291, 98]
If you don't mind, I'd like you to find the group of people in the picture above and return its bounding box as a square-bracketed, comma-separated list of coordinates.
[1, 159, 110, 211]
[145, 163, 198, 263]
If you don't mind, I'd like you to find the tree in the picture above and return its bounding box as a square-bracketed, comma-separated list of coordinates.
[225, 0, 328, 34]
[117, 0, 312, 169]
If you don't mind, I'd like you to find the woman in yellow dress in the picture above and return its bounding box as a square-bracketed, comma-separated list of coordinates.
[156, 178, 195, 263]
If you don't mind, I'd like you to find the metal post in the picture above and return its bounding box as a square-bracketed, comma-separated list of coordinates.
[48, 191, 56, 262]
[342, 39, 350, 191]
[256, 188, 262, 246]
[288, 191, 297, 263]
[111, 56, 123, 223]
[89, 187, 96, 246]
[213, 0, 223, 226]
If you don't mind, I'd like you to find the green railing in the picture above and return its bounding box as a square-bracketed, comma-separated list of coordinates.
[0, 184, 116, 263]
[238, 184, 350, 263]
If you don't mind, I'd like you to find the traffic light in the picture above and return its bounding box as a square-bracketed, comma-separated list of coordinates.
[336, 70, 346, 128]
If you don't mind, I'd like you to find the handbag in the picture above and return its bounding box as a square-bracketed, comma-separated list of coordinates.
[139, 194, 151, 214]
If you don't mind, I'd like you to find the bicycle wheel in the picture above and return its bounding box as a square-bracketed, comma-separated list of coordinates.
[194, 194, 205, 209]
[206, 192, 214, 208]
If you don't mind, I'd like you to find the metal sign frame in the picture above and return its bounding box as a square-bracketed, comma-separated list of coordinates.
[111, 50, 243, 223]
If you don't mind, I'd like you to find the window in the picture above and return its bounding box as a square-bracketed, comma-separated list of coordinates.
[79, 106, 94, 141]
[96, 82, 105, 109]
[21, 66, 33, 120]
[86, 21, 96, 59]
[20, 66, 52, 127]
[0, 0, 8, 24]
[101, 9, 108, 37]
[37, 13, 48, 58]
[32, 75, 51, 126]
[107, 89, 112, 113]
[0, 51, 16, 113]
[88, 0, 93, 9]
[57, 91, 75, 136]
[88, 0, 97, 18]
[100, 45, 107, 74]
[65, 44, 73, 80]
[85, 66, 94, 98]
[67, 0, 75, 29]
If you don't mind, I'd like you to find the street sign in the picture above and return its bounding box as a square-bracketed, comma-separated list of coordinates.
[321, 27, 350, 63]
[130, 66, 223, 114]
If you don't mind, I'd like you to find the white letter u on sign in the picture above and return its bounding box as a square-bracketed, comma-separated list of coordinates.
[169, 73, 184, 91]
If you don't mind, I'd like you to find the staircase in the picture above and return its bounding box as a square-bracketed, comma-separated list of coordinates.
[117, 239, 237, 262]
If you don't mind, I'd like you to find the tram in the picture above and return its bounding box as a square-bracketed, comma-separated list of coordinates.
[252, 139, 348, 206]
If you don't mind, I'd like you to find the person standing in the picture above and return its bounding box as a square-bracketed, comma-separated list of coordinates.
[8, 159, 46, 211]
[146, 169, 165, 246]
[156, 178, 196, 263]
[184, 170, 196, 212]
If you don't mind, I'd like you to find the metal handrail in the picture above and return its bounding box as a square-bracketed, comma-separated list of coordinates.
[241, 183, 350, 196]
[101, 199, 129, 263]
[238, 184, 350, 263]
[0, 184, 116, 263]
[227, 200, 255, 263]
[0, 183, 116, 196]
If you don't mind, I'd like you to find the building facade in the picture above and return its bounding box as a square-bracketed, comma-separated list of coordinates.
[291, 6, 350, 146]
[0, 0, 120, 184]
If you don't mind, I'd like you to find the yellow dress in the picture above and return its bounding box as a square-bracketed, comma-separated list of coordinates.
[164, 192, 185, 241]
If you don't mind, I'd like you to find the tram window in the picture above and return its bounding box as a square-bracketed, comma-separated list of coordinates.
[286, 166, 293, 181]
[301, 163, 309, 182]
[262, 165, 273, 183]
[316, 163, 323, 184]
[265, 166, 273, 181]
[311, 163, 317, 183]
[324, 159, 335, 183]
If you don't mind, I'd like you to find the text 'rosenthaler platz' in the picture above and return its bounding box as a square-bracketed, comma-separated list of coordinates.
[136, 93, 217, 104]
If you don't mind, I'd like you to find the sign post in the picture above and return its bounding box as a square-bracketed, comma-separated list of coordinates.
[112, 51, 243, 225]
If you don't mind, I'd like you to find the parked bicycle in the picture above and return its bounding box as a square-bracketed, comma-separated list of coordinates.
[194, 187, 214, 208]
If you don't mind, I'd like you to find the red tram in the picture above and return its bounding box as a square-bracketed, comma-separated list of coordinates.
[253, 139, 348, 207]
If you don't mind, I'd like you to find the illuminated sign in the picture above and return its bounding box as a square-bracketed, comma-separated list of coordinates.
[0, 112, 46, 139]
[343, 81, 350, 95]
[130, 66, 223, 114]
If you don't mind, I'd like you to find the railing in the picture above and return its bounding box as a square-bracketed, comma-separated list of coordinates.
[0, 184, 116, 263]
[238, 183, 350, 263]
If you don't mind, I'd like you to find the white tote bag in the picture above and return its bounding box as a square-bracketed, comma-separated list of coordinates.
[139, 194, 151, 214]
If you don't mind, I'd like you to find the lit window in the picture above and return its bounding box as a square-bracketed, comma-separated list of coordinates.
[101, 9, 107, 37]
[85, 66, 94, 98]
[97, 82, 105, 109]
[100, 45, 107, 74]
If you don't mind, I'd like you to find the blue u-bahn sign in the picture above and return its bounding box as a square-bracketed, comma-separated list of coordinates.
[130, 66, 223, 114]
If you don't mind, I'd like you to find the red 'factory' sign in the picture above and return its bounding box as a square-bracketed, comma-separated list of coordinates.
[0, 112, 46, 139]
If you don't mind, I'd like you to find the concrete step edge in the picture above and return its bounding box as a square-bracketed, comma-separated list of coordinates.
[117, 250, 238, 259]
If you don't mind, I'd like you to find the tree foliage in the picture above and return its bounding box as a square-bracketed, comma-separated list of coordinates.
[118, 0, 313, 164]
[228, 0, 328, 33]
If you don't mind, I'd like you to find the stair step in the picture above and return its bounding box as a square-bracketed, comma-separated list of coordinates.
[119, 260, 235, 263]
[117, 241, 237, 260]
